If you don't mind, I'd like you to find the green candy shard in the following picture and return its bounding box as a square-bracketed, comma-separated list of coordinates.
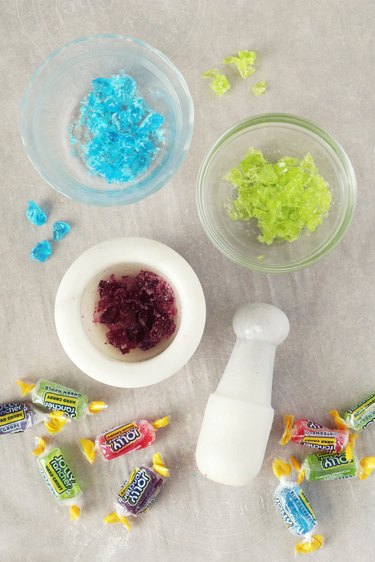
[223, 50, 257, 79]
[226, 148, 332, 244]
[252, 80, 268, 96]
[39, 448, 82, 501]
[201, 69, 220, 79]
[201, 68, 230, 96]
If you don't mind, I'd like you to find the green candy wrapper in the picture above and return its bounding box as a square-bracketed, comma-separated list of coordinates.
[343, 392, 375, 432]
[34, 439, 82, 520]
[17, 379, 107, 420]
[291, 452, 375, 483]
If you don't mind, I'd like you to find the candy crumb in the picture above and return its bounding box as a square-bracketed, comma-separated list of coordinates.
[53, 221, 71, 241]
[201, 69, 230, 96]
[223, 50, 257, 79]
[252, 80, 268, 96]
[30, 240, 52, 262]
[26, 201, 47, 226]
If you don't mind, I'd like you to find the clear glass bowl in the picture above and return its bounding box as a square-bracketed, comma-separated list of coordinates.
[197, 114, 357, 273]
[20, 35, 194, 206]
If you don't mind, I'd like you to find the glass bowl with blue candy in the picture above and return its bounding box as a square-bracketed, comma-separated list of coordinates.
[20, 35, 194, 206]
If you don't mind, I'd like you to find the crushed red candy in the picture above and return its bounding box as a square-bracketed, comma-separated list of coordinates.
[94, 270, 177, 354]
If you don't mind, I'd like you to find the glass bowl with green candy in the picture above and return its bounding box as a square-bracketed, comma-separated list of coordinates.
[197, 114, 357, 273]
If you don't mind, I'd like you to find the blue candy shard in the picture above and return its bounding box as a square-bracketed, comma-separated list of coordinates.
[53, 221, 71, 241]
[26, 201, 47, 226]
[30, 240, 52, 263]
[70, 70, 165, 184]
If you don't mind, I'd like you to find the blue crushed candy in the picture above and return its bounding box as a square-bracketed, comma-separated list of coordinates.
[26, 201, 47, 226]
[53, 221, 71, 241]
[30, 240, 52, 263]
[70, 71, 165, 184]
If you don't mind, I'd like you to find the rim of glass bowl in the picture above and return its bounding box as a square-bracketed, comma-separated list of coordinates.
[19, 34, 194, 206]
[197, 113, 357, 273]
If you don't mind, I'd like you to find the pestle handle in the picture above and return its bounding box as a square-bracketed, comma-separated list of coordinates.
[216, 303, 290, 405]
[196, 303, 289, 486]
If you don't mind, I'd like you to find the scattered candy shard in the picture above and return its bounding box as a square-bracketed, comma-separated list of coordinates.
[201, 69, 230, 96]
[252, 80, 268, 96]
[30, 240, 52, 262]
[95, 270, 177, 354]
[223, 50, 257, 78]
[226, 149, 332, 244]
[26, 201, 47, 226]
[53, 221, 71, 241]
[69, 71, 165, 184]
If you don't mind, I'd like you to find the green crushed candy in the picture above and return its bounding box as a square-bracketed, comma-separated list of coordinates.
[252, 80, 268, 96]
[226, 148, 332, 244]
[201, 69, 230, 96]
[223, 50, 257, 79]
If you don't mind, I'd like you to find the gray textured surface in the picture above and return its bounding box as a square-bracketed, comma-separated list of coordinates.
[0, 1, 374, 560]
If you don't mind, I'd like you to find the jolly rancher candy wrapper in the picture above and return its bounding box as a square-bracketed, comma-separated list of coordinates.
[0, 401, 67, 435]
[104, 452, 169, 530]
[330, 390, 375, 432]
[80, 416, 169, 464]
[17, 379, 107, 420]
[290, 452, 375, 483]
[272, 458, 324, 554]
[0, 402, 39, 434]
[280, 415, 355, 457]
[33, 437, 82, 520]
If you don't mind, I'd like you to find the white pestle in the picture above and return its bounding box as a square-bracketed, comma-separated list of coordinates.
[195, 303, 290, 486]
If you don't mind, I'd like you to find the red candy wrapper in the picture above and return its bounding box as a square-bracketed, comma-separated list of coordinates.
[280, 415, 355, 458]
[80, 416, 169, 464]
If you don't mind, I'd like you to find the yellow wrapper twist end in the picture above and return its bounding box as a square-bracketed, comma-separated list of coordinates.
[280, 415, 294, 446]
[16, 380, 35, 396]
[32, 437, 46, 456]
[329, 409, 348, 430]
[70, 505, 81, 521]
[45, 411, 68, 434]
[359, 456, 375, 480]
[345, 433, 357, 461]
[80, 438, 97, 464]
[152, 452, 170, 478]
[152, 416, 170, 429]
[295, 535, 324, 554]
[289, 456, 305, 485]
[88, 401, 108, 415]
[272, 458, 292, 480]
[103, 512, 131, 531]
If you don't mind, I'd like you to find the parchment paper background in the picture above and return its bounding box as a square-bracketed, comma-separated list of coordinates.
[0, 1, 374, 561]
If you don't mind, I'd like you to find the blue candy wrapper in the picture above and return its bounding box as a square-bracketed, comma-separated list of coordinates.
[272, 459, 324, 554]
